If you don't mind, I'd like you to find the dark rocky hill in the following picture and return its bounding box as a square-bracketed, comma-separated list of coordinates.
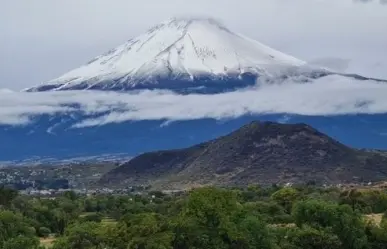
[99, 121, 387, 189]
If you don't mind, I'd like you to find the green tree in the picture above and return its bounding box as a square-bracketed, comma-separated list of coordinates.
[286, 226, 342, 249]
[271, 187, 301, 213]
[63, 191, 78, 201]
[182, 187, 240, 228]
[243, 201, 291, 223]
[228, 215, 274, 249]
[127, 213, 173, 249]
[359, 190, 387, 213]
[172, 187, 239, 249]
[52, 221, 108, 249]
[365, 222, 387, 249]
[172, 187, 274, 249]
[0, 210, 37, 248]
[292, 200, 368, 249]
[0, 186, 18, 207]
[339, 189, 364, 211]
[2, 236, 41, 249]
[38, 226, 51, 238]
[81, 213, 103, 223]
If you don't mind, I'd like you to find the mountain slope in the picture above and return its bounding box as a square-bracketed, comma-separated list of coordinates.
[3, 114, 387, 163]
[99, 121, 387, 189]
[26, 17, 306, 92]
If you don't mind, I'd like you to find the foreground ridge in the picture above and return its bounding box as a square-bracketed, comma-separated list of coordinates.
[99, 121, 387, 189]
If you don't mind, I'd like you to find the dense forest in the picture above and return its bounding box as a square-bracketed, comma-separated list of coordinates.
[2, 184, 387, 249]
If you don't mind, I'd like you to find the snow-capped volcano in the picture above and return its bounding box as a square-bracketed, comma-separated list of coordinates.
[26, 17, 307, 92]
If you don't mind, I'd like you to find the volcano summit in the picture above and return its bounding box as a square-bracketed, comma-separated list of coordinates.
[26, 17, 309, 93]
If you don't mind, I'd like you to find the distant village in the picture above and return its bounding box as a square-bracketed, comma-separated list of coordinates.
[19, 187, 148, 197]
[1, 164, 387, 197]
[0, 163, 137, 196]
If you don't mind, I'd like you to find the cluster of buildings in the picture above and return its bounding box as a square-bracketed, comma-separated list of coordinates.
[19, 187, 119, 196]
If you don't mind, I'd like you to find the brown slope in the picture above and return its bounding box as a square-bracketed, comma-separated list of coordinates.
[99, 121, 387, 189]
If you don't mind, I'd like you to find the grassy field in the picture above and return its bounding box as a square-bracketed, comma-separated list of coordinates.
[79, 212, 117, 224]
[365, 213, 383, 226]
[40, 237, 55, 248]
[101, 217, 117, 224]
[78, 211, 96, 217]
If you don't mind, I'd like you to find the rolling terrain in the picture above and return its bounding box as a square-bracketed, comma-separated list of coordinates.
[99, 121, 387, 189]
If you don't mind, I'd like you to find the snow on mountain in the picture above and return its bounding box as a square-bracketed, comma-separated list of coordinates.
[26, 17, 306, 92]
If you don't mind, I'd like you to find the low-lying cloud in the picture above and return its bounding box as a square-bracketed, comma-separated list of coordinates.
[1, 75, 387, 128]
[353, 0, 387, 4]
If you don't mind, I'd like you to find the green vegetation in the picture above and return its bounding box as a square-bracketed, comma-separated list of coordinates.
[2, 184, 387, 248]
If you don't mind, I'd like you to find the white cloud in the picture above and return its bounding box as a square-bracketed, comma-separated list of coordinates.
[1, 75, 387, 127]
[307, 58, 351, 72]
[0, 88, 13, 93]
[353, 0, 387, 4]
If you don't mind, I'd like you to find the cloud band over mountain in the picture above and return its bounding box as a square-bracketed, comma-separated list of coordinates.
[353, 0, 387, 4]
[1, 75, 387, 127]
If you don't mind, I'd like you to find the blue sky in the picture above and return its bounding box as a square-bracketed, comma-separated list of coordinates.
[1, 0, 387, 90]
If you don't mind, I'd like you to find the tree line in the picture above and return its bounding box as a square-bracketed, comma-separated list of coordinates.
[1, 184, 387, 248]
